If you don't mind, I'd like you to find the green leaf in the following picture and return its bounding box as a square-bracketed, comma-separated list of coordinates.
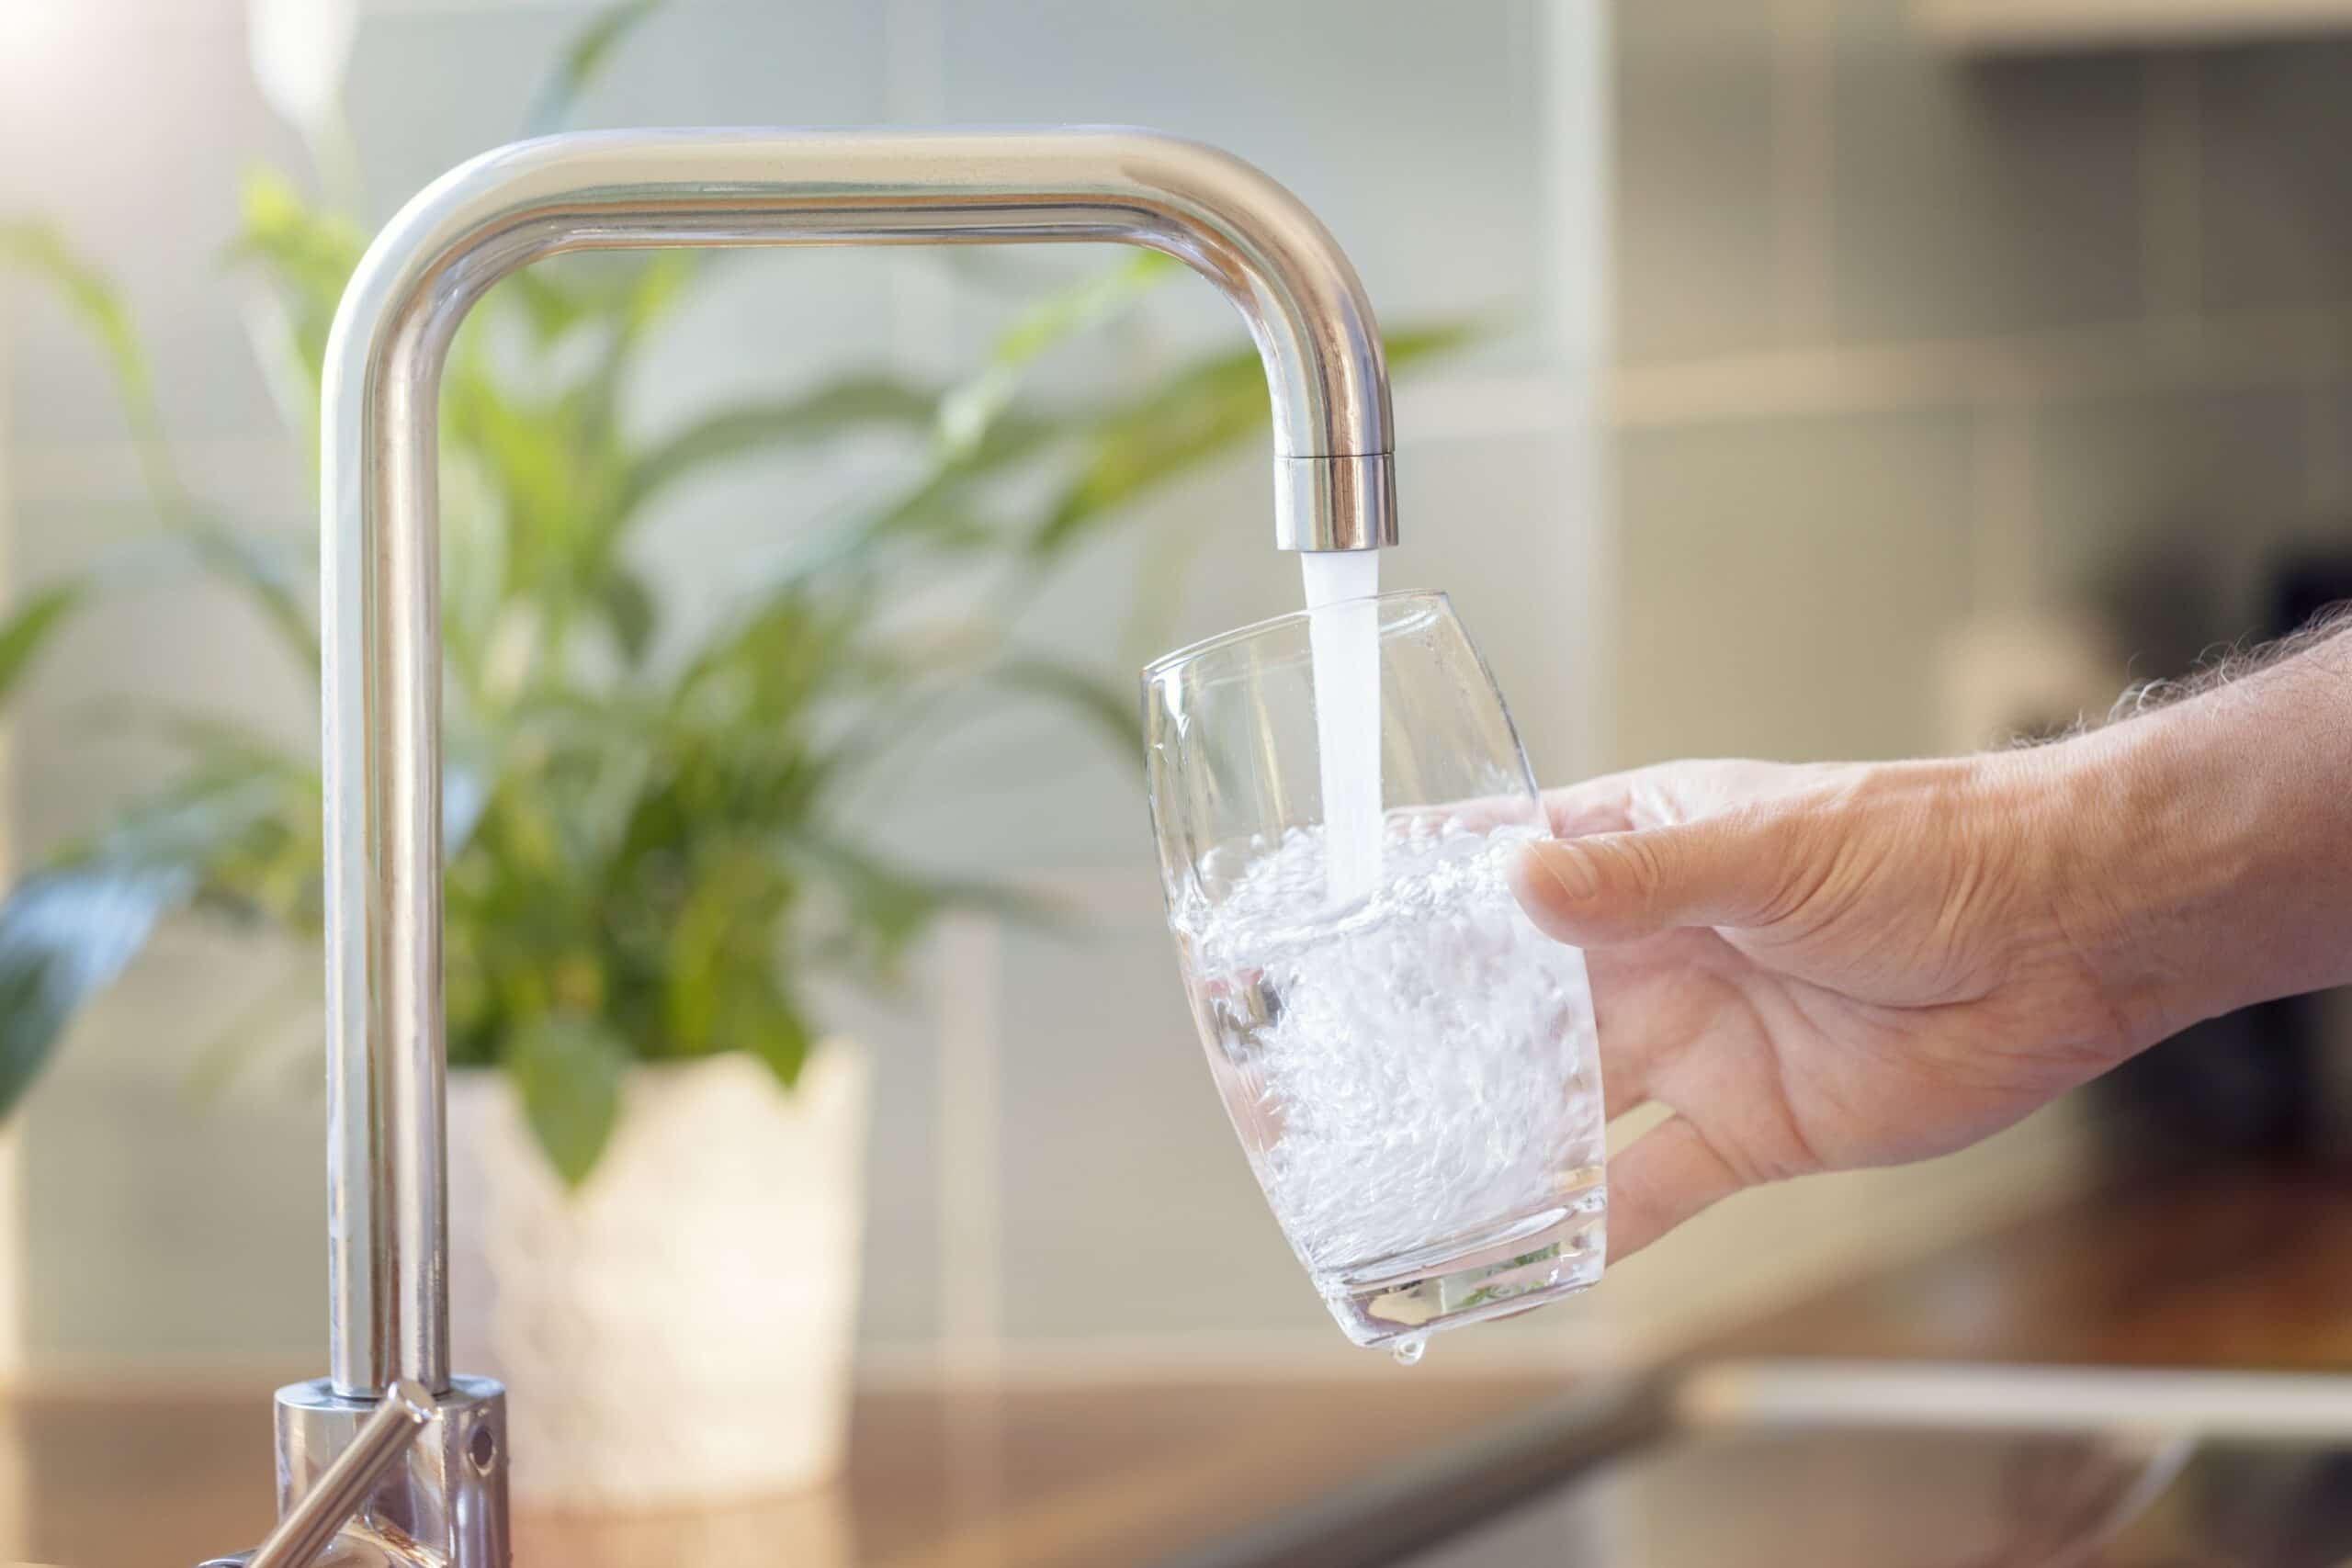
[6, 218, 320, 671]
[936, 251, 1176, 458]
[1, 221, 178, 509]
[507, 1012, 628, 1188]
[659, 847, 790, 1054]
[503, 267, 600, 348]
[497, 253, 695, 365]
[673, 583, 867, 750]
[600, 566, 657, 665]
[1035, 321, 1478, 556]
[611, 250, 695, 345]
[440, 359, 639, 649]
[0, 774, 294, 1119]
[982, 653, 1145, 763]
[782, 836, 936, 971]
[741, 984, 812, 1094]
[1034, 355, 1261, 555]
[620, 377, 940, 520]
[525, 0, 670, 138]
[96, 521, 318, 676]
[780, 833, 1069, 980]
[0, 223, 145, 397]
[182, 519, 321, 670]
[650, 842, 813, 1085]
[1383, 321, 1485, 366]
[71, 698, 314, 785]
[225, 170, 367, 400]
[0, 583, 84, 708]
[0, 863, 194, 1119]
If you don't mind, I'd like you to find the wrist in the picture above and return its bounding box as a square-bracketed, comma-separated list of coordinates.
[2030, 715, 2235, 1050]
[2034, 649, 2352, 1047]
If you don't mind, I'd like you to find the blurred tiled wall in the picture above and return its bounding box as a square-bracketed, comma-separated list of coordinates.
[1614, 2, 2352, 768]
[1591, 0, 2352, 1350]
[0, 0, 1604, 1370]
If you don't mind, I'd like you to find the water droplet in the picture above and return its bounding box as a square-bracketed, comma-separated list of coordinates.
[1391, 1336, 1427, 1368]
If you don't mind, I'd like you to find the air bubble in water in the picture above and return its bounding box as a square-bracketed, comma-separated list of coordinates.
[1392, 1336, 1427, 1368]
[1178, 822, 1602, 1276]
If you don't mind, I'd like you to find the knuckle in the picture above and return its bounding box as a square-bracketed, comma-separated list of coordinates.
[1614, 831, 1673, 909]
[1726, 805, 1822, 925]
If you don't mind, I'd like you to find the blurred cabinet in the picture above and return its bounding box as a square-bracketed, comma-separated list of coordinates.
[1922, 0, 2352, 51]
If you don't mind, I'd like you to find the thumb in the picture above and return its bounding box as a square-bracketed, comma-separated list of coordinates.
[1510, 813, 1797, 946]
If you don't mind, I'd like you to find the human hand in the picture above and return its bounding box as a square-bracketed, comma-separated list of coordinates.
[1510, 752, 2143, 1262]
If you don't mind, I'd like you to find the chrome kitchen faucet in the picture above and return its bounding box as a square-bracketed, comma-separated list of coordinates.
[196, 127, 1396, 1567]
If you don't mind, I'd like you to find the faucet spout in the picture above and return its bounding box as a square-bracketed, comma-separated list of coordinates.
[317, 128, 1397, 1413]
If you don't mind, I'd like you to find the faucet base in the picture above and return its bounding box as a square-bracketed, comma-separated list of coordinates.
[252, 1376, 510, 1568]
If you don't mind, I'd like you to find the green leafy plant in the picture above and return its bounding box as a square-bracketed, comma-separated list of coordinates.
[0, 3, 1465, 1183]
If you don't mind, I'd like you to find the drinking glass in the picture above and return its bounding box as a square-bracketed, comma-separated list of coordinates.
[1143, 590, 1605, 1352]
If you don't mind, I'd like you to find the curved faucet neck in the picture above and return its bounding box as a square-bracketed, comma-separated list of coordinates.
[318, 127, 1399, 1398]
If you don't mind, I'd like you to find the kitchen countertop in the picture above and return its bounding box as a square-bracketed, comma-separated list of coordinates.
[11, 1165, 2350, 1567]
[1703, 1165, 2352, 1369]
[1, 1371, 1566, 1567]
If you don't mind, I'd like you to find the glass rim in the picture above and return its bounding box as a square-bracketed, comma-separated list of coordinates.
[1139, 587, 1456, 682]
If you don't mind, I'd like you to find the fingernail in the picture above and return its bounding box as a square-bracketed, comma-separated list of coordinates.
[1531, 840, 1600, 901]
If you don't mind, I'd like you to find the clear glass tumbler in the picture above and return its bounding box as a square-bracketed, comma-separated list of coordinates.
[1143, 590, 1605, 1352]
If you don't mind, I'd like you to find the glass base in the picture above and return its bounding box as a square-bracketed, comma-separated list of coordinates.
[1313, 1179, 1605, 1350]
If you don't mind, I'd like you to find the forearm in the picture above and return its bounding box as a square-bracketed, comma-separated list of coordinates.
[2041, 615, 2352, 1045]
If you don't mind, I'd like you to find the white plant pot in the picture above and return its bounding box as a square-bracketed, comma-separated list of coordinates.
[0, 1122, 21, 1382]
[447, 1044, 869, 1512]
[0, 1127, 20, 1563]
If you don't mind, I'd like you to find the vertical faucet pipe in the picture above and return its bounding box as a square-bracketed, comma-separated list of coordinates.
[321, 128, 1397, 1395]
